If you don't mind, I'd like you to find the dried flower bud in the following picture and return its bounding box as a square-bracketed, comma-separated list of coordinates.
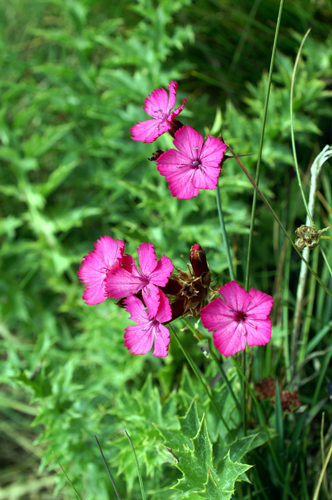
[148, 150, 164, 161]
[161, 244, 219, 320]
[169, 118, 184, 138]
[295, 224, 329, 251]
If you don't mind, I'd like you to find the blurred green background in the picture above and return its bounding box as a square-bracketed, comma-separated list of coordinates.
[1, 0, 332, 498]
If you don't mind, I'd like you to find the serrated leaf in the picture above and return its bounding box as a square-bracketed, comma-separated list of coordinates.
[164, 411, 251, 498]
[174, 417, 212, 493]
[214, 433, 257, 465]
[157, 398, 200, 450]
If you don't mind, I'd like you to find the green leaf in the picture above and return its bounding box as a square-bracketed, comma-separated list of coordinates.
[162, 409, 251, 498]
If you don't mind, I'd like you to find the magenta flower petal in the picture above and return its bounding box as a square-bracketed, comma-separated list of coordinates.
[246, 318, 272, 347]
[149, 254, 174, 286]
[106, 243, 173, 300]
[156, 125, 227, 199]
[142, 282, 161, 318]
[213, 321, 247, 357]
[217, 281, 252, 312]
[105, 266, 145, 299]
[143, 87, 169, 118]
[137, 243, 158, 276]
[78, 236, 124, 305]
[201, 280, 274, 356]
[246, 288, 274, 318]
[152, 324, 171, 357]
[130, 81, 186, 143]
[130, 119, 170, 144]
[122, 253, 136, 272]
[156, 149, 200, 199]
[166, 80, 178, 111]
[124, 289, 172, 357]
[154, 289, 172, 324]
[173, 125, 204, 158]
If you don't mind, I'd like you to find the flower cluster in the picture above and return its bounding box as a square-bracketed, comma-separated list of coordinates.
[131, 81, 227, 199]
[78, 236, 173, 357]
[78, 81, 275, 359]
[79, 237, 274, 358]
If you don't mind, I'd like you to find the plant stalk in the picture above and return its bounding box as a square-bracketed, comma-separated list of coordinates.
[216, 177, 235, 281]
[171, 325, 235, 440]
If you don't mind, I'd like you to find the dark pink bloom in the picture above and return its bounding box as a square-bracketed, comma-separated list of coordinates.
[124, 288, 172, 357]
[156, 125, 227, 199]
[105, 242, 173, 301]
[130, 81, 186, 143]
[78, 236, 125, 305]
[200, 281, 274, 356]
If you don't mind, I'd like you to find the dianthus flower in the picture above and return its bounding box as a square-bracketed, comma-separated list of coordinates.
[130, 81, 186, 143]
[124, 287, 172, 357]
[156, 125, 227, 199]
[78, 236, 124, 305]
[105, 242, 173, 301]
[200, 281, 274, 356]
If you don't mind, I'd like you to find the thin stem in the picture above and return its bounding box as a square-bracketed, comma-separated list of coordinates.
[185, 320, 241, 414]
[216, 177, 235, 280]
[210, 346, 242, 414]
[245, 0, 285, 291]
[242, 351, 247, 436]
[125, 431, 147, 500]
[290, 28, 313, 223]
[52, 451, 83, 500]
[227, 144, 332, 301]
[170, 324, 235, 440]
[232, 357, 285, 479]
[94, 436, 122, 500]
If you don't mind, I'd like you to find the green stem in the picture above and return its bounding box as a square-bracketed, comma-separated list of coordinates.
[210, 347, 242, 414]
[216, 177, 235, 281]
[227, 144, 332, 301]
[170, 325, 235, 440]
[185, 321, 241, 414]
[232, 357, 285, 479]
[125, 431, 146, 500]
[245, 0, 285, 291]
[242, 351, 247, 436]
[290, 28, 313, 224]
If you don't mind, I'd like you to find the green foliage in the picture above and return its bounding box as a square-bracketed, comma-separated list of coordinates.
[1, 0, 332, 498]
[159, 399, 251, 499]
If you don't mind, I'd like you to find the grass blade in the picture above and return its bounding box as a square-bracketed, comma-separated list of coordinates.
[52, 451, 83, 500]
[245, 0, 285, 291]
[275, 380, 284, 473]
[125, 430, 147, 500]
[94, 435, 122, 500]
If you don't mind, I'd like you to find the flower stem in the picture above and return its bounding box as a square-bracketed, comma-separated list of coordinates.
[242, 351, 247, 437]
[226, 144, 332, 301]
[216, 177, 235, 281]
[210, 346, 242, 414]
[232, 357, 285, 479]
[290, 29, 313, 224]
[245, 0, 285, 292]
[184, 320, 242, 414]
[170, 325, 235, 440]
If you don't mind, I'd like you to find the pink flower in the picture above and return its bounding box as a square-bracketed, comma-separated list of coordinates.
[130, 81, 186, 143]
[124, 288, 172, 357]
[156, 125, 227, 199]
[200, 281, 274, 356]
[105, 242, 173, 301]
[78, 236, 125, 305]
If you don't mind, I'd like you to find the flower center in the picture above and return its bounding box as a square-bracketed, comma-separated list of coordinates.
[234, 310, 247, 322]
[154, 109, 170, 122]
[192, 160, 202, 168]
[141, 319, 160, 335]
